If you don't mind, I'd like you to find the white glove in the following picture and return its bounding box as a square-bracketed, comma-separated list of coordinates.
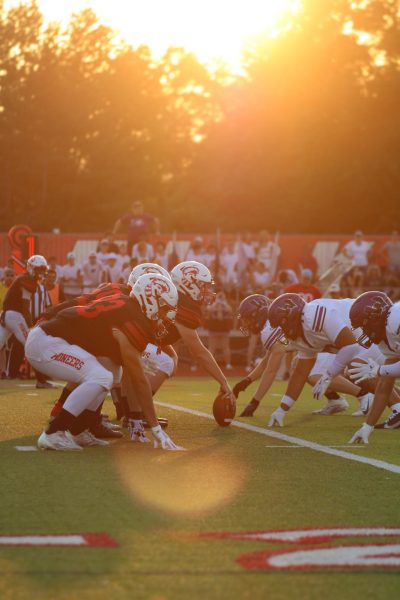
[151, 425, 186, 451]
[141, 356, 159, 376]
[348, 359, 380, 384]
[313, 373, 332, 400]
[128, 419, 150, 443]
[349, 423, 374, 444]
[268, 407, 286, 427]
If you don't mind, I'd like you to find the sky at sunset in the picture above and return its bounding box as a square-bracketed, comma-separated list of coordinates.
[5, 0, 301, 70]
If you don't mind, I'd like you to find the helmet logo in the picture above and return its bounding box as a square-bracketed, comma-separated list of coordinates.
[181, 265, 199, 278]
[144, 276, 170, 297]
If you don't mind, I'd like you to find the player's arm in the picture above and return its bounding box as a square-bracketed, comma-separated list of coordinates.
[253, 347, 286, 402]
[176, 322, 233, 395]
[268, 356, 315, 427]
[112, 328, 158, 427]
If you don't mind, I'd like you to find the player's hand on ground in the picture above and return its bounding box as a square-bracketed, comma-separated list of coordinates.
[313, 373, 332, 400]
[349, 423, 374, 444]
[240, 398, 259, 417]
[268, 407, 285, 427]
[348, 359, 379, 384]
[128, 419, 150, 443]
[151, 425, 186, 451]
[233, 377, 252, 398]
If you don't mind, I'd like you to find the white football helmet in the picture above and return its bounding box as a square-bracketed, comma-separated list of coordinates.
[127, 263, 171, 289]
[131, 274, 178, 325]
[170, 261, 215, 304]
[26, 255, 48, 277]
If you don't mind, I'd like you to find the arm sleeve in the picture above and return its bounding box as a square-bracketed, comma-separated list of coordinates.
[379, 362, 400, 378]
[326, 343, 360, 378]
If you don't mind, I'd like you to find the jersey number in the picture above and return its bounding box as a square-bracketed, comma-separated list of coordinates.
[76, 296, 125, 319]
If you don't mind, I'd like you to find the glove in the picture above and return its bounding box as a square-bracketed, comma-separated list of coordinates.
[151, 425, 186, 451]
[349, 423, 374, 444]
[348, 359, 380, 384]
[128, 419, 150, 443]
[268, 406, 286, 427]
[233, 377, 252, 398]
[240, 398, 260, 417]
[141, 356, 159, 376]
[313, 373, 332, 400]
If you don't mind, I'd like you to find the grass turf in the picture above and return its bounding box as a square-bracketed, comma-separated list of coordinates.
[0, 377, 399, 600]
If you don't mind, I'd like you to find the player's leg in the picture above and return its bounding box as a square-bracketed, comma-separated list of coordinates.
[308, 353, 349, 415]
[3, 310, 29, 346]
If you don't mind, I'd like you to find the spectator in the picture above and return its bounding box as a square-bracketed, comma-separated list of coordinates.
[277, 269, 298, 287]
[249, 260, 270, 294]
[381, 231, 400, 275]
[96, 239, 111, 268]
[0, 268, 15, 308]
[122, 257, 136, 284]
[97, 232, 120, 254]
[327, 282, 342, 299]
[365, 264, 383, 288]
[343, 230, 372, 271]
[117, 243, 131, 271]
[285, 268, 322, 302]
[220, 239, 239, 295]
[185, 237, 205, 263]
[298, 243, 318, 280]
[82, 251, 103, 292]
[47, 256, 62, 281]
[205, 290, 233, 370]
[154, 241, 169, 270]
[256, 230, 281, 280]
[59, 252, 82, 300]
[238, 232, 256, 267]
[203, 241, 218, 271]
[113, 200, 160, 254]
[131, 236, 154, 265]
[102, 254, 123, 284]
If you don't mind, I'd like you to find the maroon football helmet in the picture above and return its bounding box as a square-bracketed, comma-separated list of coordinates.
[349, 291, 392, 347]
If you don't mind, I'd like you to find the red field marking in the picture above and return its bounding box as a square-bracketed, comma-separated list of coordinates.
[0, 533, 118, 547]
[238, 542, 400, 571]
[200, 527, 400, 545]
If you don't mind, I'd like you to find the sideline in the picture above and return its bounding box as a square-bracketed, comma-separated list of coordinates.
[155, 401, 400, 475]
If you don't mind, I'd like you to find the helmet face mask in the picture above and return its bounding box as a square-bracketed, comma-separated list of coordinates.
[350, 292, 392, 347]
[26, 255, 48, 279]
[171, 261, 215, 305]
[268, 294, 306, 341]
[131, 274, 178, 336]
[237, 294, 271, 336]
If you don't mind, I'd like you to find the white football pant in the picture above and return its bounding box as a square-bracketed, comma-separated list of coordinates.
[142, 343, 174, 377]
[0, 310, 30, 349]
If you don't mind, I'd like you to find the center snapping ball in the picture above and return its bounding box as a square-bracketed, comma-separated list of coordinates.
[213, 391, 236, 427]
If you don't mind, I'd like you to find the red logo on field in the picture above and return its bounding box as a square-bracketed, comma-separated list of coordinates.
[50, 352, 84, 370]
[200, 528, 400, 571]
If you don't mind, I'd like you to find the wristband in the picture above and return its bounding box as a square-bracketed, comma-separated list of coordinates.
[362, 423, 374, 432]
[281, 395, 295, 410]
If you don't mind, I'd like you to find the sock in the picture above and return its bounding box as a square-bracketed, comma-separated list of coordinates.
[50, 387, 72, 418]
[70, 410, 98, 435]
[46, 409, 76, 434]
[325, 391, 340, 401]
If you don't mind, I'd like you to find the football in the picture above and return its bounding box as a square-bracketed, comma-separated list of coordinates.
[212, 391, 236, 427]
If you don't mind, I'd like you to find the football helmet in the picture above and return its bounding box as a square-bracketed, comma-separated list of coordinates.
[26, 255, 48, 278]
[131, 273, 178, 325]
[237, 294, 271, 336]
[170, 261, 216, 304]
[127, 263, 171, 289]
[268, 293, 306, 341]
[349, 291, 392, 347]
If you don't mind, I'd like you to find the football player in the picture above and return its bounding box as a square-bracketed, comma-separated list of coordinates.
[234, 294, 370, 417]
[347, 292, 400, 443]
[25, 274, 183, 451]
[265, 293, 385, 427]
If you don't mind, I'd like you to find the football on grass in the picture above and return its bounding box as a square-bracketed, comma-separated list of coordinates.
[213, 391, 236, 427]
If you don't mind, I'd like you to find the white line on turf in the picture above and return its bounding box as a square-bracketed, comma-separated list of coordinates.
[264, 445, 367, 449]
[15, 446, 38, 452]
[154, 401, 400, 475]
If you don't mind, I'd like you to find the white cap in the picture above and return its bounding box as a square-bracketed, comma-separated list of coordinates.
[67, 252, 76, 260]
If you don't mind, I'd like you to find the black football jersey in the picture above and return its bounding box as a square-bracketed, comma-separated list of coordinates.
[41, 295, 154, 364]
[2, 273, 37, 313]
[43, 282, 131, 320]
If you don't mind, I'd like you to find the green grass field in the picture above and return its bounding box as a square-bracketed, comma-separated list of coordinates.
[1, 377, 400, 600]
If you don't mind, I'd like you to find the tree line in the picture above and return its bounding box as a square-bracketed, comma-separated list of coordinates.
[0, 0, 399, 234]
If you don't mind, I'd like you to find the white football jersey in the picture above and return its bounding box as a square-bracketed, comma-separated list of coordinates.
[379, 303, 400, 358]
[260, 321, 291, 352]
[292, 298, 355, 358]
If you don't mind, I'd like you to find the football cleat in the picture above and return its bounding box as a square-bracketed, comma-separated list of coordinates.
[90, 422, 123, 438]
[352, 392, 374, 416]
[37, 430, 83, 451]
[73, 430, 109, 446]
[312, 398, 349, 415]
[375, 410, 400, 429]
[240, 399, 260, 417]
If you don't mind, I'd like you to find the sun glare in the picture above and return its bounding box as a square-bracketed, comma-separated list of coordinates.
[6, 0, 301, 71]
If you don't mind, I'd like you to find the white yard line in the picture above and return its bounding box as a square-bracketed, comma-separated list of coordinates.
[155, 401, 400, 476]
